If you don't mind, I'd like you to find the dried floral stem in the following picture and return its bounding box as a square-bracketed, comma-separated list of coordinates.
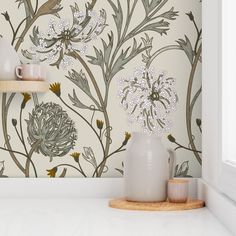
[186, 43, 202, 165]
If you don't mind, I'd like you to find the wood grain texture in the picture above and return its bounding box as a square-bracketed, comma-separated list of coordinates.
[0, 81, 49, 93]
[109, 198, 205, 211]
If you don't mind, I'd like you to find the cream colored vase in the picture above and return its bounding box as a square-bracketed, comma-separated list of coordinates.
[0, 36, 20, 80]
[124, 132, 176, 202]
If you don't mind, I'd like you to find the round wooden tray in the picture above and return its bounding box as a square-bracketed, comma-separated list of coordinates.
[109, 198, 205, 211]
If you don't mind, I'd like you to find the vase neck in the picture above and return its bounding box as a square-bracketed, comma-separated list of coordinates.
[131, 132, 162, 143]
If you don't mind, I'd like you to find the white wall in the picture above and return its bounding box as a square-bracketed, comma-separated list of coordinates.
[202, 0, 221, 188]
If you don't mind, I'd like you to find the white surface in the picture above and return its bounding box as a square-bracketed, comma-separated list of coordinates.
[0, 178, 198, 199]
[198, 179, 236, 235]
[220, 0, 236, 202]
[222, 0, 236, 165]
[202, 0, 220, 188]
[203, 0, 236, 202]
[0, 198, 232, 236]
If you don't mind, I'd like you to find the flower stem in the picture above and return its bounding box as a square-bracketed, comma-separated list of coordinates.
[69, 51, 111, 177]
[59, 97, 105, 156]
[2, 94, 25, 174]
[146, 45, 182, 68]
[174, 141, 202, 153]
[77, 159, 87, 177]
[92, 145, 126, 177]
[186, 43, 202, 165]
[55, 164, 86, 177]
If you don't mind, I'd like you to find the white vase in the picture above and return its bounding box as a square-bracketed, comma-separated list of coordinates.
[124, 132, 176, 202]
[0, 36, 20, 80]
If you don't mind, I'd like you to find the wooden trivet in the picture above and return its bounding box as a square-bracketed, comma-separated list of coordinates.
[109, 198, 205, 211]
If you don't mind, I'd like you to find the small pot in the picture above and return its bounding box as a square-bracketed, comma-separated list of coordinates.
[168, 179, 189, 203]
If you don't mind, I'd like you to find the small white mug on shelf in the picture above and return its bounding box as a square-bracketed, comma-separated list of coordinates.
[15, 64, 46, 81]
[167, 179, 189, 203]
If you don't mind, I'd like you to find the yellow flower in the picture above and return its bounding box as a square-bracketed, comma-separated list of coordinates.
[49, 82, 61, 97]
[96, 120, 104, 130]
[21, 93, 31, 109]
[122, 132, 131, 146]
[46, 167, 57, 178]
[70, 152, 80, 163]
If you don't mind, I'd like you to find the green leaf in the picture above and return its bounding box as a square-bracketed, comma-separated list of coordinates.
[66, 69, 91, 96]
[158, 7, 179, 20]
[101, 32, 114, 66]
[111, 38, 148, 78]
[139, 19, 170, 35]
[107, 0, 123, 39]
[141, 0, 162, 15]
[82, 147, 97, 169]
[86, 46, 104, 67]
[30, 26, 55, 48]
[141, 33, 153, 61]
[149, 0, 162, 13]
[176, 35, 194, 64]
[21, 49, 36, 61]
[36, 0, 63, 17]
[68, 89, 93, 110]
[174, 161, 191, 177]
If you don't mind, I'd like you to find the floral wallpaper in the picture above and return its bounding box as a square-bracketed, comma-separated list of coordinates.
[0, 0, 201, 178]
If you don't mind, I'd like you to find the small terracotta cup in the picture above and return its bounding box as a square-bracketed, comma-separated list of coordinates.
[167, 179, 189, 203]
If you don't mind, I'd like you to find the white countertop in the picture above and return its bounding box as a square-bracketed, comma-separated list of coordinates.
[0, 198, 232, 236]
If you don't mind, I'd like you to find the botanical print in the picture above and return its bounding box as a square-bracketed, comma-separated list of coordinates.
[0, 0, 201, 178]
[118, 66, 178, 135]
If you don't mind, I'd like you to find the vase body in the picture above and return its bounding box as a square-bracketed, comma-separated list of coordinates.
[124, 132, 175, 202]
[0, 37, 20, 80]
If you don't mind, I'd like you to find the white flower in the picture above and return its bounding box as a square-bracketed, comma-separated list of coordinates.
[25, 4, 106, 69]
[118, 66, 178, 135]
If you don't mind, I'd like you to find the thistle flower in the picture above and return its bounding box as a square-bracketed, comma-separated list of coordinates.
[47, 167, 57, 177]
[118, 66, 178, 135]
[24, 3, 107, 69]
[70, 152, 80, 163]
[49, 82, 61, 97]
[96, 120, 104, 130]
[21, 93, 31, 109]
[122, 132, 131, 146]
[26, 102, 77, 159]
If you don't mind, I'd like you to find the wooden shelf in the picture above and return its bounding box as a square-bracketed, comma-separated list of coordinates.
[0, 80, 49, 93]
[109, 198, 205, 211]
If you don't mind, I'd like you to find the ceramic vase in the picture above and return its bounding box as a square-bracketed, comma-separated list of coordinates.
[0, 36, 20, 80]
[124, 132, 176, 202]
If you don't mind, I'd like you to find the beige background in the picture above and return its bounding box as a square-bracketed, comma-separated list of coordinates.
[0, 0, 202, 177]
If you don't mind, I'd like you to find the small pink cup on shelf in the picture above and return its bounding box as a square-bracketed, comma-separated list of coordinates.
[167, 179, 189, 203]
[15, 64, 46, 81]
